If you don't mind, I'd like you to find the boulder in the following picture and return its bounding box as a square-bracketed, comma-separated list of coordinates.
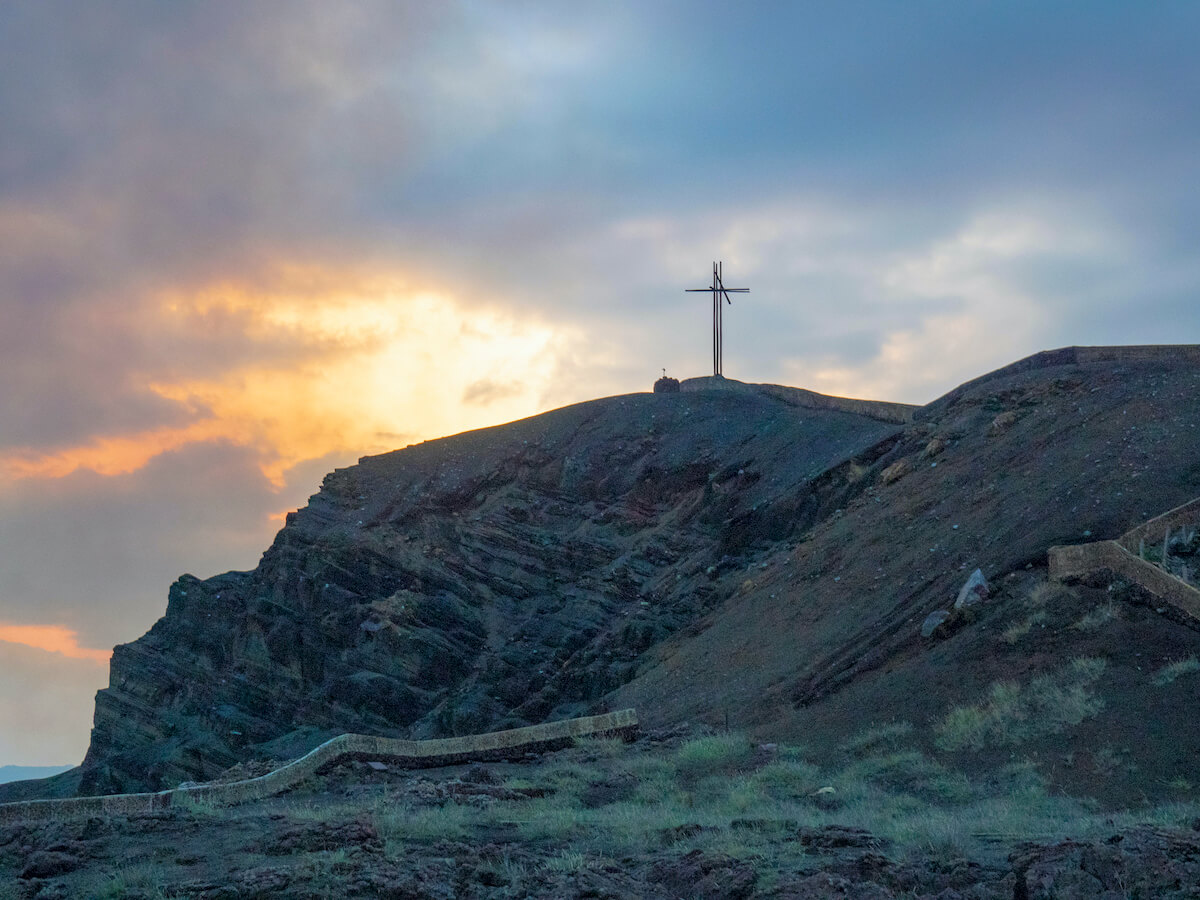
[881, 458, 912, 485]
[921, 610, 951, 638]
[954, 569, 989, 609]
[19, 850, 82, 880]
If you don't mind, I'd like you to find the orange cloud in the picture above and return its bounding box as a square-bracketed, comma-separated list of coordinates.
[0, 420, 231, 481]
[0, 623, 111, 665]
[0, 270, 578, 489]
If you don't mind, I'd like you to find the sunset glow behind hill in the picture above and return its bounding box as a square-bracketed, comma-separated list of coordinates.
[3, 1, 1200, 766]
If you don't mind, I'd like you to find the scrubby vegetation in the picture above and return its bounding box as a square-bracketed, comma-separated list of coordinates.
[1153, 655, 1200, 686]
[10, 724, 1200, 898]
[934, 657, 1107, 752]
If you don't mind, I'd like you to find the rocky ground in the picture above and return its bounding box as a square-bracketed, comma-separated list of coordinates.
[6, 725, 1200, 899]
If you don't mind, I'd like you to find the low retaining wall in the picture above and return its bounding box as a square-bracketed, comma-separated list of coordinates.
[0, 709, 638, 826]
[1049, 539, 1200, 627]
[679, 377, 916, 425]
[1116, 496, 1200, 556]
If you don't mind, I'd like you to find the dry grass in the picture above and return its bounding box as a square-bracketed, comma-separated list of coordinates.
[935, 658, 1107, 752]
[1153, 656, 1200, 686]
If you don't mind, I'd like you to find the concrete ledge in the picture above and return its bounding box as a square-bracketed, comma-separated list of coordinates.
[1116, 496, 1200, 556]
[679, 377, 916, 425]
[1049, 537, 1200, 627]
[0, 709, 638, 825]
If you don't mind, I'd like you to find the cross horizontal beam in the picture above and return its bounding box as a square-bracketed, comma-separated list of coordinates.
[685, 261, 748, 377]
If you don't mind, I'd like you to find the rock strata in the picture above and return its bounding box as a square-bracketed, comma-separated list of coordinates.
[77, 390, 899, 794]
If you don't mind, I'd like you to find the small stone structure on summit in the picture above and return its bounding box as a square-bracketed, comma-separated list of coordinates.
[653, 369, 680, 393]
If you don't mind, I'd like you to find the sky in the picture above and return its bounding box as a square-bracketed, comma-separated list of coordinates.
[3, 1, 1200, 767]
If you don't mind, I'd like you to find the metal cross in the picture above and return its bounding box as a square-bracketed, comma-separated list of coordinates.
[685, 261, 748, 377]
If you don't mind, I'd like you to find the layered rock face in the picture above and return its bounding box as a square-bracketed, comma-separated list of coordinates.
[80, 389, 900, 794]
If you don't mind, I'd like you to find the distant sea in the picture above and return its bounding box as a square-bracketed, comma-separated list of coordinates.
[0, 765, 73, 785]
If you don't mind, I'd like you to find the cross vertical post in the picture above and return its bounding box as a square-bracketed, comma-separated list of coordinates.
[685, 261, 749, 377]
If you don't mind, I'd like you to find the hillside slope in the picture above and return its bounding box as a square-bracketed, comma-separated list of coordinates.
[73, 389, 900, 795]
[615, 348, 1200, 804]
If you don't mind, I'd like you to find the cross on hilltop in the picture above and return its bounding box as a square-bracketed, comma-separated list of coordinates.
[685, 261, 748, 377]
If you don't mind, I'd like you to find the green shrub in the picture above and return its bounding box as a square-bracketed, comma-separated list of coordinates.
[544, 849, 588, 873]
[935, 658, 1106, 751]
[838, 722, 914, 757]
[1071, 600, 1119, 631]
[675, 733, 753, 780]
[750, 759, 823, 800]
[93, 863, 170, 899]
[1153, 656, 1200, 686]
[841, 750, 965, 802]
[509, 795, 586, 842]
[937, 705, 989, 753]
[1002, 610, 1046, 644]
[375, 802, 470, 843]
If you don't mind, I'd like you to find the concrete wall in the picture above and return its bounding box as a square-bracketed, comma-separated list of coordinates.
[1116, 496, 1200, 556]
[1049, 540, 1200, 626]
[0, 709, 638, 825]
[679, 376, 916, 425]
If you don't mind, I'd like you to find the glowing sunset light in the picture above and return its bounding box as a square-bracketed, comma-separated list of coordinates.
[0, 420, 233, 482]
[151, 282, 572, 486]
[0, 623, 110, 665]
[1, 277, 574, 490]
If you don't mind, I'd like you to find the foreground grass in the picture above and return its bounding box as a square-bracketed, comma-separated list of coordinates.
[361, 730, 1200, 870]
[13, 728, 1200, 897]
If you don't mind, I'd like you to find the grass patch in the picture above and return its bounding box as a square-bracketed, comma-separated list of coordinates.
[675, 733, 753, 780]
[750, 759, 823, 800]
[1002, 610, 1047, 644]
[35, 729, 1200, 895]
[572, 735, 629, 760]
[172, 790, 222, 819]
[375, 801, 472, 843]
[1071, 600, 1119, 631]
[1029, 581, 1077, 606]
[543, 848, 588, 873]
[1153, 656, 1200, 686]
[91, 862, 173, 899]
[838, 722, 914, 757]
[935, 658, 1106, 752]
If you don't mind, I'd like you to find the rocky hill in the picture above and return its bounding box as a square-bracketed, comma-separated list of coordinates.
[74, 386, 904, 795]
[12, 346, 1200, 808]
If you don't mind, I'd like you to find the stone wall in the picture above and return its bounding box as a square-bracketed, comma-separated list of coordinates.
[679, 377, 916, 425]
[1115, 496, 1200, 556]
[1049, 514, 1200, 628]
[0, 709, 638, 825]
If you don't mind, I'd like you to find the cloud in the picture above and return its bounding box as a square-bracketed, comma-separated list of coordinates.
[463, 378, 525, 406]
[0, 266, 575, 483]
[0, 623, 109, 665]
